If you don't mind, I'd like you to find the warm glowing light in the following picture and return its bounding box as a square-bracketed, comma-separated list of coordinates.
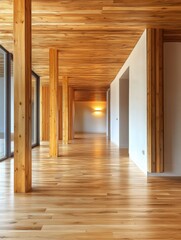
[94, 111, 102, 116]
[93, 107, 103, 117]
[94, 107, 102, 111]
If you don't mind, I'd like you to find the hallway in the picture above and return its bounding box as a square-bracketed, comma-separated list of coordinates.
[0, 134, 181, 239]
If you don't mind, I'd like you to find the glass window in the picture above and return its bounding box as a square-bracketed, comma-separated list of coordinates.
[11, 59, 14, 153]
[0, 50, 6, 159]
[0, 45, 40, 161]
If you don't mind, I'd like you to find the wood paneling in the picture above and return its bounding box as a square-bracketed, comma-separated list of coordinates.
[14, 0, 32, 193]
[62, 76, 69, 145]
[58, 86, 63, 141]
[68, 87, 74, 140]
[41, 85, 62, 141]
[0, 52, 5, 78]
[1, 0, 181, 89]
[41, 85, 50, 141]
[42, 86, 106, 141]
[147, 28, 164, 173]
[164, 29, 181, 42]
[1, 134, 181, 238]
[49, 48, 59, 157]
[74, 90, 106, 101]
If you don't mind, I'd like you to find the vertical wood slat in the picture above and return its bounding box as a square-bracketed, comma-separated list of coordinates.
[41, 85, 62, 141]
[40, 84, 43, 141]
[14, 0, 32, 193]
[41, 85, 50, 141]
[62, 76, 69, 144]
[155, 29, 164, 173]
[58, 87, 63, 140]
[147, 28, 156, 172]
[147, 28, 164, 173]
[68, 87, 74, 140]
[49, 48, 59, 157]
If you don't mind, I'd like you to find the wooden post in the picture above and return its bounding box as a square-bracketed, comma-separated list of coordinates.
[62, 76, 69, 144]
[40, 83, 43, 141]
[49, 48, 59, 157]
[68, 87, 74, 140]
[58, 86, 62, 140]
[147, 28, 164, 173]
[14, 0, 32, 193]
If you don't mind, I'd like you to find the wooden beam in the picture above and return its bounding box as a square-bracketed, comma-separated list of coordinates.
[49, 48, 59, 157]
[147, 28, 164, 173]
[68, 87, 74, 140]
[74, 90, 107, 101]
[62, 76, 69, 144]
[14, 0, 32, 193]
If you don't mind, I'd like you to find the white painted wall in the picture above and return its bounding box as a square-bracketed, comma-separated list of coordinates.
[0, 77, 5, 134]
[11, 77, 14, 133]
[110, 30, 147, 173]
[106, 89, 110, 138]
[74, 101, 106, 133]
[149, 43, 181, 176]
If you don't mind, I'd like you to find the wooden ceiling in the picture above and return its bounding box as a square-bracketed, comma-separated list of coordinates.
[1, 0, 181, 89]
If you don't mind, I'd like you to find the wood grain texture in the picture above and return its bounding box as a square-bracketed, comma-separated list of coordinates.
[58, 86, 63, 141]
[41, 85, 50, 141]
[49, 48, 59, 157]
[14, 0, 32, 193]
[1, 0, 181, 89]
[0, 134, 181, 239]
[41, 86, 107, 141]
[74, 90, 107, 101]
[62, 76, 69, 145]
[68, 87, 74, 140]
[41, 85, 62, 141]
[147, 28, 164, 173]
[155, 29, 164, 173]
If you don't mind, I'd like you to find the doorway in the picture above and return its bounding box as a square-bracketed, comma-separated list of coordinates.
[119, 68, 129, 151]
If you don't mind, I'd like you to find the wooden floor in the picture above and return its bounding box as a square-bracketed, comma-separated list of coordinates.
[0, 134, 181, 239]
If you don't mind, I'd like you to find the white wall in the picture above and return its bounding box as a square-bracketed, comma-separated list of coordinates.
[150, 43, 181, 176]
[106, 89, 110, 138]
[110, 30, 147, 173]
[0, 77, 5, 134]
[74, 101, 106, 133]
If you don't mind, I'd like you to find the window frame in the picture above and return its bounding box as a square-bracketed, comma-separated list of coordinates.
[0, 45, 40, 162]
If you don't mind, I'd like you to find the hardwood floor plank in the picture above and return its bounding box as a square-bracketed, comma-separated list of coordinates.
[0, 134, 181, 239]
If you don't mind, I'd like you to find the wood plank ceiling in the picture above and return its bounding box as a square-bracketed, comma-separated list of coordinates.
[0, 0, 181, 89]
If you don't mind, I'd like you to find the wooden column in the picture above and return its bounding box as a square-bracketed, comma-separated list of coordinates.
[14, 0, 32, 193]
[147, 28, 164, 173]
[41, 85, 50, 141]
[58, 86, 63, 140]
[40, 83, 43, 141]
[68, 87, 74, 140]
[49, 49, 59, 157]
[62, 76, 69, 144]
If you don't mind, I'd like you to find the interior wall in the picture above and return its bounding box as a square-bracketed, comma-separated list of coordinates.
[74, 101, 106, 133]
[0, 78, 5, 133]
[106, 89, 110, 138]
[150, 42, 181, 176]
[11, 77, 14, 133]
[110, 30, 147, 173]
